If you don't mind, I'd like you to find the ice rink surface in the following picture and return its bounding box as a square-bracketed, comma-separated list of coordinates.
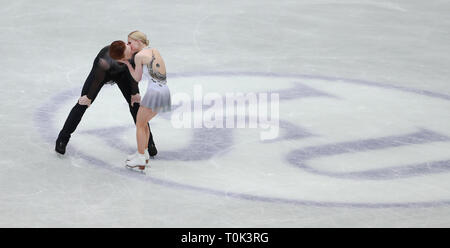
[1, 0, 450, 227]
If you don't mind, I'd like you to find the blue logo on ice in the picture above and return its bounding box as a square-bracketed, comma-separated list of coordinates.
[35, 72, 450, 208]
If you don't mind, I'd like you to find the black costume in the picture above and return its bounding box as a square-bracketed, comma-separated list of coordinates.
[55, 45, 157, 156]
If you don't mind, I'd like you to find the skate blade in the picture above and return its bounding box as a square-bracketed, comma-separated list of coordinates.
[126, 159, 150, 164]
[125, 164, 149, 173]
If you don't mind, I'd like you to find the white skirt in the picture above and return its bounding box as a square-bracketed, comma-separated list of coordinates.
[141, 79, 171, 113]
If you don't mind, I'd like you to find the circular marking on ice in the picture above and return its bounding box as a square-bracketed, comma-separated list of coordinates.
[35, 72, 450, 208]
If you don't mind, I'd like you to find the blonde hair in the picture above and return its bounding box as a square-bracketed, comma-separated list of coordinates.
[128, 30, 149, 46]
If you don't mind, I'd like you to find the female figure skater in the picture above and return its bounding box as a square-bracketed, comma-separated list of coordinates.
[109, 31, 171, 170]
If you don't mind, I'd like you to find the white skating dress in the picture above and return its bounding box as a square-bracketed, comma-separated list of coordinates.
[140, 49, 171, 112]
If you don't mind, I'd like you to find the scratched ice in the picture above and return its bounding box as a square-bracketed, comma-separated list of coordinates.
[1, 0, 450, 227]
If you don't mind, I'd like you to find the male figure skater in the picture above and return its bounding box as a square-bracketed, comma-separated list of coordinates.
[55, 44, 157, 158]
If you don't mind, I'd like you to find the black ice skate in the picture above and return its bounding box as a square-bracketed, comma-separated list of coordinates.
[148, 133, 157, 157]
[148, 142, 157, 157]
[55, 138, 68, 155]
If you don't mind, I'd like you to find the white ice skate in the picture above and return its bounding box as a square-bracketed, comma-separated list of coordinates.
[126, 149, 150, 164]
[125, 153, 148, 171]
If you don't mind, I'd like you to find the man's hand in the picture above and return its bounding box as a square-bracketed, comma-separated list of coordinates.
[131, 93, 141, 107]
[78, 95, 92, 107]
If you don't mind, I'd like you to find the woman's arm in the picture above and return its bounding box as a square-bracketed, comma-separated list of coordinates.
[119, 54, 144, 82]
